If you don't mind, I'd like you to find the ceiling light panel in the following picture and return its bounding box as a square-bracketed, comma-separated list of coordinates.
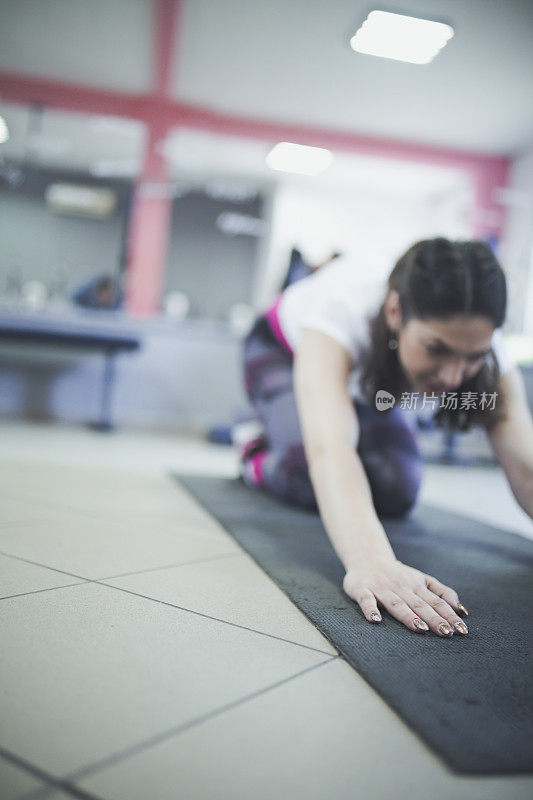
[266, 142, 333, 176]
[350, 10, 454, 65]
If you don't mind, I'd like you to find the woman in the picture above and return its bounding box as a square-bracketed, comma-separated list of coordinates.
[239, 238, 533, 638]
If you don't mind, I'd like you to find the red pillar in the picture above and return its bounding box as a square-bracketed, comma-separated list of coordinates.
[124, 0, 180, 316]
[124, 120, 173, 316]
[470, 161, 511, 241]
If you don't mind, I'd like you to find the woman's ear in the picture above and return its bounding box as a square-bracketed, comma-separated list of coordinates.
[383, 290, 402, 332]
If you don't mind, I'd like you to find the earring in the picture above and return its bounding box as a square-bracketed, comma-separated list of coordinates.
[388, 334, 398, 350]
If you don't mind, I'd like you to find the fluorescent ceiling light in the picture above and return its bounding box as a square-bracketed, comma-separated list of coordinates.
[350, 10, 454, 65]
[0, 116, 10, 144]
[266, 142, 333, 176]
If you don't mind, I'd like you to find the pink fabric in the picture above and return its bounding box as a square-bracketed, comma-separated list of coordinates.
[250, 451, 267, 486]
[264, 293, 294, 355]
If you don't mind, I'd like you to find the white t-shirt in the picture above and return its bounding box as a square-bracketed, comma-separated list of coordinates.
[277, 255, 515, 402]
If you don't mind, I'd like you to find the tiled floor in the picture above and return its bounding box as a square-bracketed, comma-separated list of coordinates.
[1, 420, 532, 800]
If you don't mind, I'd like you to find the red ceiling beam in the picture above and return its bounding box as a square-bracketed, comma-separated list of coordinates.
[0, 71, 147, 121]
[0, 70, 510, 176]
[173, 101, 511, 176]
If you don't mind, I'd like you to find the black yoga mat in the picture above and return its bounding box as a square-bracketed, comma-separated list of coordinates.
[173, 473, 533, 776]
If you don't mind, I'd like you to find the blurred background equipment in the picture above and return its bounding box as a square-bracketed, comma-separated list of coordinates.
[164, 290, 190, 321]
[45, 183, 117, 219]
[72, 274, 124, 311]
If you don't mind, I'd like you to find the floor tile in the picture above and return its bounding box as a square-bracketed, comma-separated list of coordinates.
[0, 462, 192, 517]
[0, 582, 331, 776]
[105, 553, 337, 654]
[0, 512, 241, 580]
[77, 657, 533, 800]
[2, 423, 531, 800]
[0, 497, 78, 528]
[0, 467, 242, 550]
[0, 554, 86, 600]
[0, 422, 238, 478]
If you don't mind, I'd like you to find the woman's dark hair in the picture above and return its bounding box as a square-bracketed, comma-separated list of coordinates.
[360, 237, 508, 432]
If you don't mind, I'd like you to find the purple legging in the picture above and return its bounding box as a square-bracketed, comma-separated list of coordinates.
[242, 315, 423, 516]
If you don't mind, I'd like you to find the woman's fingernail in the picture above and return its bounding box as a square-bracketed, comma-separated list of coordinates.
[371, 612, 382, 622]
[454, 621, 468, 634]
[457, 602, 469, 616]
[413, 618, 429, 631]
[438, 622, 453, 637]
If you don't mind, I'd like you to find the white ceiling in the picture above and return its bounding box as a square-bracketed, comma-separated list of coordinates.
[173, 0, 533, 156]
[0, 0, 153, 94]
[0, 0, 532, 157]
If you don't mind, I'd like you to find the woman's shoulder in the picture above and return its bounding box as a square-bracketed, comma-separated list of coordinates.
[284, 256, 386, 308]
[278, 260, 386, 362]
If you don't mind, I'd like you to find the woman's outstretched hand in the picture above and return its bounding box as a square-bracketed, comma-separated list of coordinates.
[342, 558, 469, 636]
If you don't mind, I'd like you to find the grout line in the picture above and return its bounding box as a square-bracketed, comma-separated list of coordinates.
[0, 550, 244, 601]
[56, 656, 340, 786]
[0, 549, 338, 653]
[95, 550, 243, 580]
[0, 548, 241, 586]
[0, 747, 104, 800]
[20, 782, 104, 800]
[0, 550, 90, 581]
[93, 580, 339, 656]
[0, 582, 89, 602]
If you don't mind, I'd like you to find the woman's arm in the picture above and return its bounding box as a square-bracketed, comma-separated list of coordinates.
[293, 329, 468, 637]
[293, 329, 395, 567]
[486, 366, 533, 519]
